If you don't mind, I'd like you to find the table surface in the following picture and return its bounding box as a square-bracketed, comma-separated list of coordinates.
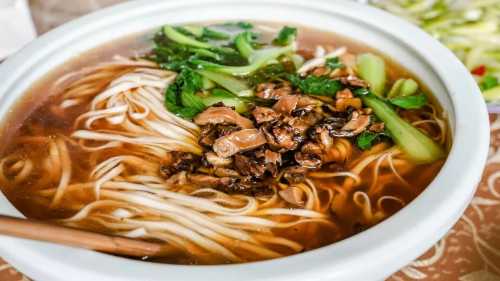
[1, 1, 500, 280]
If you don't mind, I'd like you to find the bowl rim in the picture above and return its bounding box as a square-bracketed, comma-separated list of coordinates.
[0, 0, 489, 280]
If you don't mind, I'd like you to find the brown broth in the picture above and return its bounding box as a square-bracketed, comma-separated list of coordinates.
[0, 22, 449, 264]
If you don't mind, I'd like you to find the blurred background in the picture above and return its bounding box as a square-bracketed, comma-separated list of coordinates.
[1, 1, 500, 281]
[29, 0, 122, 33]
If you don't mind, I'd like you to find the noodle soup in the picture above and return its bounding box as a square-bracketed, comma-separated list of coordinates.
[0, 22, 449, 265]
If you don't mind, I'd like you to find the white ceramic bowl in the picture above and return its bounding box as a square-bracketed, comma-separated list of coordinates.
[0, 0, 489, 280]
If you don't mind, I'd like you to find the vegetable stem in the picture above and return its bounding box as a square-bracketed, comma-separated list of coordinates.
[234, 31, 255, 59]
[362, 94, 445, 163]
[387, 79, 418, 98]
[197, 70, 252, 96]
[192, 43, 296, 76]
[356, 53, 387, 97]
[163, 26, 213, 49]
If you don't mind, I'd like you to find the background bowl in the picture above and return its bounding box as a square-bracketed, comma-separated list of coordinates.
[0, 0, 489, 280]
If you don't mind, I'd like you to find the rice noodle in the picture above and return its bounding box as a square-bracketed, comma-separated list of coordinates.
[50, 137, 72, 208]
[65, 61, 201, 156]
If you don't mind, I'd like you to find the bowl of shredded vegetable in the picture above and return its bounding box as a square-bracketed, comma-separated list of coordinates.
[371, 0, 500, 111]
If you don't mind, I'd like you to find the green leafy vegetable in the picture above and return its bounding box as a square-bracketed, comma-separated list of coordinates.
[192, 42, 296, 76]
[389, 94, 428, 109]
[201, 28, 230, 40]
[481, 75, 499, 91]
[356, 123, 392, 150]
[288, 75, 343, 96]
[152, 44, 192, 71]
[202, 76, 216, 90]
[165, 69, 206, 118]
[180, 26, 231, 41]
[151, 25, 248, 72]
[223, 21, 254, 30]
[387, 78, 419, 98]
[202, 89, 248, 113]
[197, 70, 252, 96]
[163, 26, 213, 49]
[248, 63, 293, 86]
[153, 23, 301, 117]
[353, 88, 371, 96]
[234, 31, 255, 59]
[272, 26, 297, 46]
[178, 26, 203, 37]
[237, 22, 254, 29]
[356, 131, 379, 150]
[361, 94, 445, 163]
[325, 57, 344, 70]
[356, 53, 387, 97]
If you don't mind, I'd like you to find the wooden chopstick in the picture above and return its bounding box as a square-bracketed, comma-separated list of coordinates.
[0, 214, 174, 258]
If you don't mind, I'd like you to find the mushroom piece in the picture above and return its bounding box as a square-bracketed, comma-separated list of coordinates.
[369, 122, 385, 133]
[273, 95, 299, 115]
[264, 149, 282, 165]
[335, 97, 362, 112]
[199, 124, 240, 147]
[340, 75, 369, 88]
[252, 106, 280, 124]
[188, 174, 235, 188]
[194, 106, 254, 129]
[282, 166, 308, 184]
[271, 125, 300, 151]
[297, 95, 321, 109]
[336, 89, 354, 99]
[287, 111, 323, 133]
[255, 83, 276, 99]
[213, 129, 267, 158]
[297, 47, 347, 74]
[234, 154, 267, 178]
[312, 113, 370, 138]
[295, 152, 322, 169]
[311, 117, 351, 138]
[340, 52, 357, 70]
[160, 152, 199, 177]
[204, 152, 232, 167]
[279, 186, 305, 206]
[214, 168, 240, 178]
[341, 113, 371, 136]
[255, 82, 292, 100]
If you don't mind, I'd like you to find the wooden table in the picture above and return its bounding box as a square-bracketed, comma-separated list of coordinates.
[1, 1, 499, 280]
